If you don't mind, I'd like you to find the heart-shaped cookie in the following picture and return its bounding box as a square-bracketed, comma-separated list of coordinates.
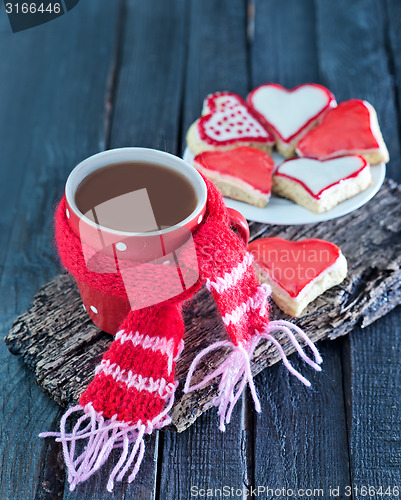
[248, 237, 347, 316]
[296, 99, 389, 165]
[194, 146, 275, 207]
[247, 83, 336, 157]
[186, 92, 274, 155]
[273, 155, 371, 213]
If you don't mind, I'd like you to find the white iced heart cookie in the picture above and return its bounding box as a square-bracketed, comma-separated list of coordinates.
[247, 83, 336, 157]
[272, 155, 372, 214]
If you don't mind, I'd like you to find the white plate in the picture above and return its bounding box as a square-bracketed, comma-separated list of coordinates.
[183, 147, 385, 225]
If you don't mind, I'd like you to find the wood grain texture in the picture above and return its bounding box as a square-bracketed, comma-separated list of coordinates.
[253, 340, 351, 496]
[160, 1, 251, 497]
[109, 0, 188, 154]
[249, 0, 352, 492]
[6, 179, 401, 430]
[344, 308, 401, 491]
[0, 2, 121, 499]
[60, 0, 191, 498]
[181, 0, 250, 146]
[251, 0, 319, 88]
[385, 0, 401, 182]
[316, 0, 401, 493]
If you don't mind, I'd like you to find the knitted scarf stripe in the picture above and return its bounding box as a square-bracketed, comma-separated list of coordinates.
[40, 175, 322, 492]
[80, 302, 184, 425]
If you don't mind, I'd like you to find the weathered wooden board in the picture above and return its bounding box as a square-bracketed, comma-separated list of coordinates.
[386, 0, 401, 183]
[0, 2, 122, 500]
[61, 0, 190, 498]
[316, 0, 401, 492]
[249, 0, 352, 493]
[5, 179, 401, 434]
[160, 0, 252, 495]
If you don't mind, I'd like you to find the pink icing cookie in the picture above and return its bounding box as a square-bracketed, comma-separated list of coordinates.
[248, 237, 347, 317]
[296, 99, 389, 165]
[247, 83, 336, 158]
[194, 146, 275, 208]
[186, 92, 274, 155]
[272, 155, 372, 213]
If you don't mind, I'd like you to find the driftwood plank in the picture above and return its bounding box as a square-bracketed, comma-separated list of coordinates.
[5, 179, 401, 434]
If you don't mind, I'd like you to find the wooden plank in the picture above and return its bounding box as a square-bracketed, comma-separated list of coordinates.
[343, 309, 401, 492]
[181, 0, 250, 142]
[363, 2, 401, 488]
[109, 0, 187, 154]
[61, 433, 159, 500]
[160, 406, 246, 499]
[316, 0, 401, 493]
[60, 0, 191, 497]
[0, 2, 121, 500]
[161, 1, 251, 495]
[249, 0, 351, 492]
[385, 0, 401, 181]
[254, 341, 350, 497]
[251, 0, 319, 88]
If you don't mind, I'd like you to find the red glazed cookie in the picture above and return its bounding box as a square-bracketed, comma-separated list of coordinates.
[247, 83, 336, 158]
[194, 146, 275, 208]
[272, 155, 372, 213]
[296, 99, 389, 165]
[248, 237, 347, 317]
[186, 92, 274, 155]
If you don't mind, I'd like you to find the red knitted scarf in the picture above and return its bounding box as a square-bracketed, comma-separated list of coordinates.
[40, 176, 322, 492]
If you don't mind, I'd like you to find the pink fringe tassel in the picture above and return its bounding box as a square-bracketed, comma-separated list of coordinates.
[184, 320, 322, 431]
[39, 386, 176, 492]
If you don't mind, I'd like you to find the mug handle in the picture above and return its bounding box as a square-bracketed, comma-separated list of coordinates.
[227, 208, 250, 247]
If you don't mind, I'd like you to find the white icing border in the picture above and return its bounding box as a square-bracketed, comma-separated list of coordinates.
[274, 157, 369, 198]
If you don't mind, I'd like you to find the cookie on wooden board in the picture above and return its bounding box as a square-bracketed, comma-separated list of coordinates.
[249, 237, 348, 317]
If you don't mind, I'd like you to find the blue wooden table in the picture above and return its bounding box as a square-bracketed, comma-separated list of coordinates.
[0, 1, 400, 499]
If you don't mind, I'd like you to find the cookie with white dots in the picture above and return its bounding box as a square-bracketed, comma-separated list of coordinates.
[186, 92, 274, 155]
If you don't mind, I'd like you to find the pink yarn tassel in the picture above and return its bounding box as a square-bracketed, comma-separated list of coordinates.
[184, 320, 322, 430]
[39, 385, 176, 492]
[184, 336, 262, 431]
